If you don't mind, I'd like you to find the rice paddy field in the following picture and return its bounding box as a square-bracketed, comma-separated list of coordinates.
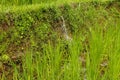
[0, 0, 120, 80]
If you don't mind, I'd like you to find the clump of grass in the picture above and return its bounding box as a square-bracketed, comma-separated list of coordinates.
[8, 34, 82, 80]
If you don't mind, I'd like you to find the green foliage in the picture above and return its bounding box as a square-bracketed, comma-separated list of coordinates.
[0, 1, 120, 80]
[0, 0, 75, 5]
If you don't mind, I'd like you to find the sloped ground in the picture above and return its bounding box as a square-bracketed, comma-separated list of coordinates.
[0, 1, 120, 80]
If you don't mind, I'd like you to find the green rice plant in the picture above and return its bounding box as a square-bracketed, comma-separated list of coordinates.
[103, 20, 120, 80]
[86, 25, 104, 80]
[61, 34, 82, 80]
[8, 33, 82, 80]
[86, 12, 120, 80]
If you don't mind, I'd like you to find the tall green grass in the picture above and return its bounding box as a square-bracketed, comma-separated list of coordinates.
[86, 17, 120, 80]
[7, 34, 82, 80]
[0, 1, 120, 80]
[2, 23, 120, 80]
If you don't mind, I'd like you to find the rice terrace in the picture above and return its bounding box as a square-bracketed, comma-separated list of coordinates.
[0, 0, 120, 80]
